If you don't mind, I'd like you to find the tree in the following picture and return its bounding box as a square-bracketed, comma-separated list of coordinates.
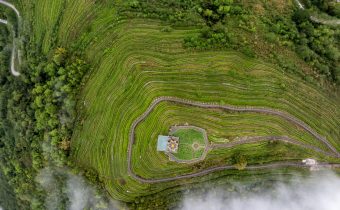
[53, 47, 67, 66]
[292, 10, 310, 24]
[232, 153, 247, 170]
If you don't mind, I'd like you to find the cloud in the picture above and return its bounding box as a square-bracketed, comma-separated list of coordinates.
[36, 167, 62, 210]
[37, 167, 121, 210]
[67, 175, 90, 210]
[180, 171, 340, 210]
[66, 174, 124, 210]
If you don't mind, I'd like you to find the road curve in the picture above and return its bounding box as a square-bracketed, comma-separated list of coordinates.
[127, 97, 340, 183]
[295, 0, 340, 25]
[0, 0, 21, 21]
[0, 0, 21, 76]
[0, 18, 8, 24]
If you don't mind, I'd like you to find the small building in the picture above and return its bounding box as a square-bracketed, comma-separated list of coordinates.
[157, 135, 169, 152]
[157, 135, 179, 153]
[302, 158, 317, 166]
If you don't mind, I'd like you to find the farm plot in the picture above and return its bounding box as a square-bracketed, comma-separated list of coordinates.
[8, 0, 340, 205]
[131, 100, 339, 181]
[65, 19, 340, 201]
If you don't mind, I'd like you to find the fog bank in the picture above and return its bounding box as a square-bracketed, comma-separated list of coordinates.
[181, 172, 340, 210]
[37, 167, 120, 210]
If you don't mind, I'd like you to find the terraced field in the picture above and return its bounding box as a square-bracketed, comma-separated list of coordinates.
[31, 0, 65, 54]
[133, 99, 339, 172]
[11, 0, 340, 203]
[67, 19, 340, 200]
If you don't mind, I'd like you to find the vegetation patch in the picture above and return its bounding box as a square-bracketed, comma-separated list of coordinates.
[0, 0, 340, 209]
[170, 126, 207, 161]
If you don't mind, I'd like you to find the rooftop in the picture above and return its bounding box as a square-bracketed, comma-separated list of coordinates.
[157, 135, 179, 153]
[157, 135, 169, 151]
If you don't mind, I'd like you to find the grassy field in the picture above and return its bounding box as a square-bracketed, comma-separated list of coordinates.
[69, 18, 339, 201]
[171, 127, 206, 160]
[14, 0, 340, 203]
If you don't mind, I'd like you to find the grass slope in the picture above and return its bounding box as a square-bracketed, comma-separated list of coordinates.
[13, 0, 340, 202]
[172, 128, 206, 160]
[69, 19, 339, 201]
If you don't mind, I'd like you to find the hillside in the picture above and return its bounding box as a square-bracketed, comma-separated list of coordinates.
[0, 0, 339, 209]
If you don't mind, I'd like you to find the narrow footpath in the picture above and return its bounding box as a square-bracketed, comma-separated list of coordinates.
[127, 97, 340, 183]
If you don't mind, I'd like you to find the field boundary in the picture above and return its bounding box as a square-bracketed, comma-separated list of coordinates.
[127, 96, 340, 183]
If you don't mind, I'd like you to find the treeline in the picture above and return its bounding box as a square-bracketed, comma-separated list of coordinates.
[122, 0, 203, 26]
[182, 0, 255, 56]
[0, 170, 18, 210]
[184, 0, 243, 48]
[184, 1, 340, 84]
[265, 8, 340, 83]
[293, 9, 339, 83]
[125, 0, 340, 85]
[0, 26, 89, 208]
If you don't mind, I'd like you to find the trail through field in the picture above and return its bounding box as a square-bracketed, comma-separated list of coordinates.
[128, 97, 340, 183]
[0, 0, 21, 76]
[295, 0, 340, 25]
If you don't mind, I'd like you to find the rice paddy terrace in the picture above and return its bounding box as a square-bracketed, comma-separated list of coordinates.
[12, 0, 340, 203]
[70, 20, 340, 201]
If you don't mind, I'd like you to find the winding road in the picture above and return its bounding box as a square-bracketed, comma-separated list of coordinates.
[0, 18, 7, 24]
[1, 0, 338, 185]
[127, 97, 340, 183]
[0, 0, 21, 76]
[295, 0, 340, 25]
[211, 135, 338, 157]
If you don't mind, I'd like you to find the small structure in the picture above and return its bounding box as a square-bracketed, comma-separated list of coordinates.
[157, 135, 169, 152]
[167, 136, 179, 153]
[157, 135, 179, 153]
[302, 158, 319, 171]
[302, 158, 317, 166]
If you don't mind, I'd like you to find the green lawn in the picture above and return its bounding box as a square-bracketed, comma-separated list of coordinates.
[171, 127, 206, 161]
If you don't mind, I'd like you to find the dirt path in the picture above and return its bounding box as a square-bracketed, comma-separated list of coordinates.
[0, 0, 21, 76]
[211, 135, 337, 157]
[127, 97, 340, 183]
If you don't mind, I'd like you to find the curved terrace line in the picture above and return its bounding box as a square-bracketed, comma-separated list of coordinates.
[0, 0, 21, 76]
[211, 135, 337, 157]
[167, 134, 338, 165]
[127, 97, 340, 183]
